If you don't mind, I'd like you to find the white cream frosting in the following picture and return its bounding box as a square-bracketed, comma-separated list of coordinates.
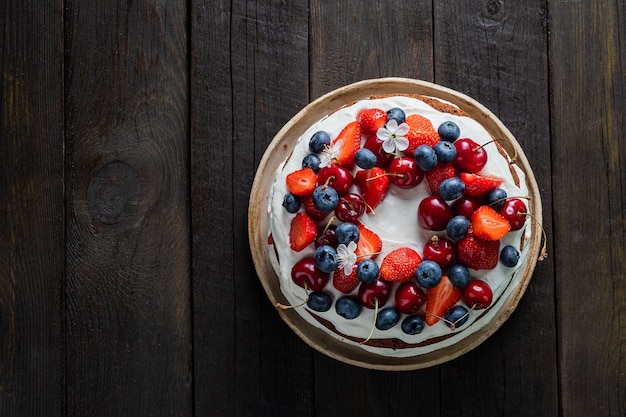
[267, 96, 531, 358]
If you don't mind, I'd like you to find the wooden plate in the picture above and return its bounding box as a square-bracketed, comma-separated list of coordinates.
[248, 78, 543, 370]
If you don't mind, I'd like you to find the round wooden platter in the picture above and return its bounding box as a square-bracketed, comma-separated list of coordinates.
[248, 78, 543, 370]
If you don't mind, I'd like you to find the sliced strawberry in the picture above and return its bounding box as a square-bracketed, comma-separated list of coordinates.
[286, 167, 317, 196]
[379, 247, 422, 282]
[471, 205, 511, 240]
[268, 233, 274, 245]
[460, 172, 503, 197]
[404, 113, 439, 154]
[354, 222, 382, 260]
[333, 264, 360, 294]
[302, 195, 330, 221]
[425, 162, 456, 197]
[357, 108, 387, 135]
[457, 228, 500, 270]
[424, 275, 463, 326]
[289, 213, 317, 252]
[355, 167, 389, 213]
[331, 121, 361, 168]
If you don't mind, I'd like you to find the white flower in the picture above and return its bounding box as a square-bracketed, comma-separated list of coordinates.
[319, 139, 343, 168]
[336, 241, 358, 275]
[377, 119, 410, 154]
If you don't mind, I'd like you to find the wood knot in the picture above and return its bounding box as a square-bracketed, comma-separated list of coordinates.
[483, 0, 505, 21]
[87, 160, 139, 225]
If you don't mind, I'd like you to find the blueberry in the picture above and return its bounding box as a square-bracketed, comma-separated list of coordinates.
[449, 264, 470, 288]
[309, 131, 331, 154]
[500, 245, 520, 267]
[282, 193, 301, 213]
[438, 177, 465, 201]
[375, 307, 400, 330]
[415, 260, 442, 289]
[312, 185, 339, 212]
[356, 259, 379, 283]
[446, 215, 470, 241]
[485, 188, 508, 210]
[386, 107, 406, 124]
[335, 222, 360, 245]
[438, 121, 460, 142]
[314, 245, 338, 273]
[444, 305, 469, 329]
[414, 145, 437, 171]
[434, 141, 457, 163]
[354, 148, 377, 169]
[307, 291, 332, 312]
[335, 296, 361, 319]
[401, 315, 426, 335]
[302, 153, 321, 173]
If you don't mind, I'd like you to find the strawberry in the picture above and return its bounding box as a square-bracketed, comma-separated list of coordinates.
[355, 167, 389, 213]
[425, 162, 456, 197]
[289, 213, 317, 252]
[404, 113, 439, 154]
[379, 247, 422, 282]
[333, 264, 360, 294]
[302, 195, 330, 221]
[457, 228, 500, 270]
[471, 205, 511, 240]
[286, 167, 317, 196]
[424, 275, 463, 326]
[331, 121, 361, 168]
[268, 233, 274, 245]
[354, 222, 382, 260]
[460, 172, 503, 197]
[357, 108, 387, 135]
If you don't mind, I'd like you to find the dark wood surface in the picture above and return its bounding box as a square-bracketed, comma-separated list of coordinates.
[1, 1, 624, 416]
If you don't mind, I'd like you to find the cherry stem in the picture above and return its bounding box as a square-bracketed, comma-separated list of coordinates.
[323, 175, 335, 187]
[473, 139, 518, 163]
[518, 211, 549, 261]
[430, 235, 440, 249]
[360, 298, 379, 345]
[276, 283, 310, 310]
[366, 173, 402, 182]
[487, 195, 532, 208]
[321, 216, 336, 235]
[356, 251, 383, 259]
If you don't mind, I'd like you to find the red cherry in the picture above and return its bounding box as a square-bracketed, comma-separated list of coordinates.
[387, 157, 424, 189]
[358, 278, 391, 309]
[498, 198, 528, 230]
[335, 193, 366, 222]
[452, 196, 482, 220]
[394, 281, 427, 314]
[423, 236, 457, 269]
[363, 134, 395, 168]
[315, 225, 337, 248]
[453, 138, 487, 173]
[418, 196, 454, 231]
[463, 279, 493, 309]
[291, 256, 330, 291]
[317, 165, 354, 196]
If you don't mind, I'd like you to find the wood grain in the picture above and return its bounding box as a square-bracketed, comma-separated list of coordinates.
[63, 1, 191, 415]
[0, 1, 65, 415]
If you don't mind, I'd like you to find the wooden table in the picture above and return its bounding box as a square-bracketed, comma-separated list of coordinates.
[1, 1, 624, 416]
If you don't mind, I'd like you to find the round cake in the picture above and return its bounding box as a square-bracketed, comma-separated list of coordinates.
[249, 78, 544, 370]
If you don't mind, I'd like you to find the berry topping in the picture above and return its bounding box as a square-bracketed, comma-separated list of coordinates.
[434, 140, 457, 163]
[437, 121, 461, 142]
[498, 198, 528, 230]
[485, 187, 507, 210]
[395, 281, 427, 314]
[446, 215, 471, 241]
[463, 280, 493, 309]
[286, 167, 317, 196]
[460, 172, 503, 197]
[354, 148, 378, 169]
[375, 308, 400, 330]
[438, 176, 465, 201]
[309, 131, 331, 154]
[387, 157, 424, 189]
[448, 263, 471, 289]
[290, 257, 330, 291]
[380, 247, 422, 282]
[452, 196, 482, 219]
[424, 275, 463, 326]
[443, 305, 469, 329]
[425, 162, 456, 196]
[356, 258, 379, 284]
[302, 153, 321, 173]
[358, 278, 391, 309]
[353, 222, 382, 260]
[401, 315, 426, 335]
[282, 192, 301, 213]
[500, 245, 520, 267]
[335, 222, 360, 245]
[355, 167, 390, 213]
[331, 121, 361, 168]
[413, 144, 438, 171]
[386, 107, 406, 124]
[471, 205, 511, 241]
[307, 291, 332, 312]
[363, 134, 395, 168]
[453, 138, 488, 173]
[335, 193, 366, 222]
[357, 108, 387, 135]
[404, 113, 439, 154]
[457, 229, 500, 270]
[335, 296, 361, 319]
[314, 245, 339, 273]
[418, 196, 454, 231]
[312, 185, 339, 212]
[415, 259, 443, 289]
[317, 165, 354, 196]
[332, 264, 360, 294]
[289, 213, 317, 252]
[423, 236, 456, 269]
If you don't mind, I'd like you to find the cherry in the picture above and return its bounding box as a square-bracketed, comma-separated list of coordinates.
[463, 279, 493, 309]
[452, 196, 482, 220]
[418, 196, 454, 231]
[498, 198, 528, 230]
[358, 278, 391, 309]
[394, 281, 427, 314]
[315, 225, 337, 248]
[317, 165, 354, 196]
[363, 134, 394, 168]
[423, 235, 457, 269]
[387, 157, 424, 189]
[453, 138, 487, 173]
[290, 256, 330, 291]
[335, 193, 366, 222]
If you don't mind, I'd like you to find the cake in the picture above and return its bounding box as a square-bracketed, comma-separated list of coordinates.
[249, 78, 544, 369]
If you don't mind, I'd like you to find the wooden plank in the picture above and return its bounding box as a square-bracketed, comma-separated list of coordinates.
[550, 1, 626, 416]
[0, 1, 65, 416]
[433, 2, 558, 415]
[63, 1, 192, 415]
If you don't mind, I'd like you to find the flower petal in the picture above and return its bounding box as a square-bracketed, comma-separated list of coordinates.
[395, 137, 410, 152]
[377, 128, 391, 141]
[386, 119, 399, 132]
[343, 263, 353, 275]
[396, 122, 410, 136]
[382, 139, 396, 154]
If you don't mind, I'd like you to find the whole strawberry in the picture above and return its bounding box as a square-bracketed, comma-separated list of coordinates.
[333, 265, 360, 294]
[380, 247, 422, 282]
[457, 228, 499, 270]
